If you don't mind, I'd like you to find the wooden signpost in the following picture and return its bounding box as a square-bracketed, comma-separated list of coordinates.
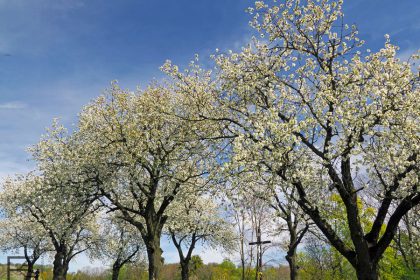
[249, 229, 271, 280]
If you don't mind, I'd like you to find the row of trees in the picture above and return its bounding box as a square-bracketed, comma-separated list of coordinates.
[0, 258, 292, 280]
[0, 169, 233, 280]
[1, 0, 418, 279]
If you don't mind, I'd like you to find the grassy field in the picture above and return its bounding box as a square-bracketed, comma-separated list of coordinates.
[0, 264, 51, 280]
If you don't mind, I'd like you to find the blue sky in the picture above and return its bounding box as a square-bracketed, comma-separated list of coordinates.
[0, 0, 419, 272]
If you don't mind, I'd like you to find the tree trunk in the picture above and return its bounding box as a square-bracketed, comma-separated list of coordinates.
[145, 234, 163, 280]
[25, 262, 34, 280]
[24, 246, 40, 280]
[237, 211, 246, 280]
[355, 262, 378, 280]
[285, 254, 297, 280]
[286, 220, 298, 280]
[240, 234, 246, 279]
[112, 262, 121, 280]
[52, 251, 69, 280]
[180, 261, 190, 280]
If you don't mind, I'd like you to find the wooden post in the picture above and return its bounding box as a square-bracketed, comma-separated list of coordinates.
[249, 229, 271, 280]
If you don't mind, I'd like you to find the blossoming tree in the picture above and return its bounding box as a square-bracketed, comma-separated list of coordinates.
[1, 123, 101, 280]
[163, 0, 419, 279]
[0, 212, 51, 280]
[75, 83, 217, 280]
[226, 171, 309, 280]
[1, 174, 99, 280]
[91, 214, 145, 280]
[166, 194, 235, 280]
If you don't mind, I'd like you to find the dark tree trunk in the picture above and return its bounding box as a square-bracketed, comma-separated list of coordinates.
[123, 210, 164, 279]
[345, 201, 382, 278]
[23, 245, 40, 280]
[25, 262, 34, 280]
[52, 251, 69, 280]
[145, 233, 163, 280]
[286, 254, 297, 280]
[112, 262, 121, 280]
[351, 236, 379, 280]
[271, 190, 308, 280]
[355, 263, 378, 280]
[171, 230, 198, 280]
[180, 261, 190, 280]
[286, 221, 298, 280]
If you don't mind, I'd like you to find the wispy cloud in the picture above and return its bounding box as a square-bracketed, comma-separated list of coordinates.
[0, 101, 26, 109]
[397, 48, 419, 61]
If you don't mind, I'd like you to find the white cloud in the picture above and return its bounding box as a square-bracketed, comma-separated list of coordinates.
[0, 101, 26, 109]
[397, 48, 418, 62]
[195, 247, 226, 264]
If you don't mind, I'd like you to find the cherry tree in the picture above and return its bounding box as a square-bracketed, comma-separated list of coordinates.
[227, 172, 309, 280]
[90, 214, 145, 280]
[75, 83, 217, 279]
[1, 174, 99, 280]
[226, 193, 255, 280]
[0, 213, 51, 280]
[0, 123, 102, 280]
[165, 194, 235, 280]
[255, 176, 310, 280]
[163, 0, 419, 279]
